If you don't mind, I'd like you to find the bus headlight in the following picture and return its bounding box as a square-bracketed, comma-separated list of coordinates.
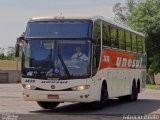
[71, 85, 90, 91]
[22, 84, 37, 90]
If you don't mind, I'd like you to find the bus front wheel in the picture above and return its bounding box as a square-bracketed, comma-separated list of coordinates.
[90, 85, 108, 109]
[37, 101, 60, 109]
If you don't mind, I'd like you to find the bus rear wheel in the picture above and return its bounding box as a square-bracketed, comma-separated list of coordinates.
[128, 82, 138, 101]
[119, 82, 138, 102]
[37, 101, 60, 109]
[90, 85, 108, 109]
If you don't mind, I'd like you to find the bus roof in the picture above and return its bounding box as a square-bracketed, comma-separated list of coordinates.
[30, 15, 144, 37]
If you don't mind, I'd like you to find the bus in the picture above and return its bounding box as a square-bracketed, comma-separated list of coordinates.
[15, 16, 146, 109]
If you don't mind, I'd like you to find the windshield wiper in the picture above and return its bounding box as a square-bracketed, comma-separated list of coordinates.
[58, 54, 71, 77]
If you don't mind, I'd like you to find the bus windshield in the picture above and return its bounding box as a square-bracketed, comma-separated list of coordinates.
[26, 21, 92, 38]
[23, 39, 91, 79]
[24, 40, 55, 69]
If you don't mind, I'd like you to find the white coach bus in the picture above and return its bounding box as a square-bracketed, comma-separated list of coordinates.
[15, 16, 146, 109]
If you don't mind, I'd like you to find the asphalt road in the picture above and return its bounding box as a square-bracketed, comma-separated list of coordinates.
[0, 84, 160, 120]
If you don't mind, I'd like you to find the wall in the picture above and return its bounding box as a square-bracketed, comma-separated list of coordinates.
[0, 70, 21, 83]
[0, 60, 21, 83]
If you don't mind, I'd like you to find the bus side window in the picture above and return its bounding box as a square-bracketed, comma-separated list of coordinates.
[93, 20, 101, 40]
[102, 22, 110, 46]
[110, 26, 118, 48]
[132, 34, 137, 53]
[92, 20, 101, 76]
[142, 37, 146, 53]
[137, 36, 143, 54]
[119, 29, 125, 50]
[126, 31, 131, 51]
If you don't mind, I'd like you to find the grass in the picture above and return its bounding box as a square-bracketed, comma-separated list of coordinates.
[145, 84, 160, 89]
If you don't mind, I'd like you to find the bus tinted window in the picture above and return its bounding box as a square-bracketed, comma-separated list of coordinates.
[93, 20, 101, 40]
[126, 31, 131, 51]
[132, 34, 137, 53]
[142, 37, 146, 53]
[119, 29, 125, 50]
[102, 22, 110, 46]
[137, 36, 143, 53]
[26, 21, 92, 38]
[110, 26, 118, 48]
[92, 20, 101, 76]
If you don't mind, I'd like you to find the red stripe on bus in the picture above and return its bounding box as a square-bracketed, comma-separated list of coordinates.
[99, 50, 140, 70]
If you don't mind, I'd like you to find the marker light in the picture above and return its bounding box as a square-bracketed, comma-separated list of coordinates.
[71, 85, 90, 91]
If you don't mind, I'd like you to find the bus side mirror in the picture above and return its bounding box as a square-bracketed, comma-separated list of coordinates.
[15, 35, 24, 57]
[15, 42, 20, 57]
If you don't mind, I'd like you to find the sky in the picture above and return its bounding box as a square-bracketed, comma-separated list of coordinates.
[0, 0, 124, 49]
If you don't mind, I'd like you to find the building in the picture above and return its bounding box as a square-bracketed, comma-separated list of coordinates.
[0, 60, 21, 83]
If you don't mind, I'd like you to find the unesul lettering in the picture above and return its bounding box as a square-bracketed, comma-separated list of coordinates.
[116, 57, 143, 68]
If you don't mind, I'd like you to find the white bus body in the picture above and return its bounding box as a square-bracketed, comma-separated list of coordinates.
[19, 16, 146, 109]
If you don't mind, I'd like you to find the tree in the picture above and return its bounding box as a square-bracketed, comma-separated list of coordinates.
[113, 0, 160, 75]
[148, 54, 160, 75]
[0, 47, 5, 60]
[6, 47, 16, 60]
[113, 0, 142, 24]
[0, 32, 25, 61]
[127, 0, 160, 74]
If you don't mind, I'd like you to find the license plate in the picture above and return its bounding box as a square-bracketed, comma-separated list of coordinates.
[47, 94, 59, 99]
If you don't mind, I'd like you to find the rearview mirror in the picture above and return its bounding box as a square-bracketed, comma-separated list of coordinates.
[15, 42, 20, 57]
[15, 35, 25, 57]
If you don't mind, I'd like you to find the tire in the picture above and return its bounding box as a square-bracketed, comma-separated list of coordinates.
[90, 85, 108, 109]
[37, 101, 60, 109]
[127, 82, 138, 102]
[137, 81, 140, 93]
[119, 82, 138, 102]
[133, 83, 138, 101]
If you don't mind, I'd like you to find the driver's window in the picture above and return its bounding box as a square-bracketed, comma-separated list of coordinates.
[92, 20, 101, 76]
[57, 40, 90, 77]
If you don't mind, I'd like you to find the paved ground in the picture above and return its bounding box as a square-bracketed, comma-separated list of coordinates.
[0, 84, 160, 120]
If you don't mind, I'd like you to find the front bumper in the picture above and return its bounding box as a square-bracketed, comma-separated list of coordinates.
[23, 89, 90, 102]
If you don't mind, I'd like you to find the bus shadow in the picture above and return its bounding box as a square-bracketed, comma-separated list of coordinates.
[30, 99, 160, 115]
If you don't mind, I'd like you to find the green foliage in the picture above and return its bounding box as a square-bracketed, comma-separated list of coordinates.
[127, 0, 160, 32]
[6, 47, 16, 60]
[0, 32, 25, 61]
[113, 0, 160, 74]
[113, 0, 141, 24]
[127, 0, 160, 74]
[0, 47, 5, 60]
[145, 84, 160, 89]
[0, 47, 16, 60]
[148, 54, 160, 75]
